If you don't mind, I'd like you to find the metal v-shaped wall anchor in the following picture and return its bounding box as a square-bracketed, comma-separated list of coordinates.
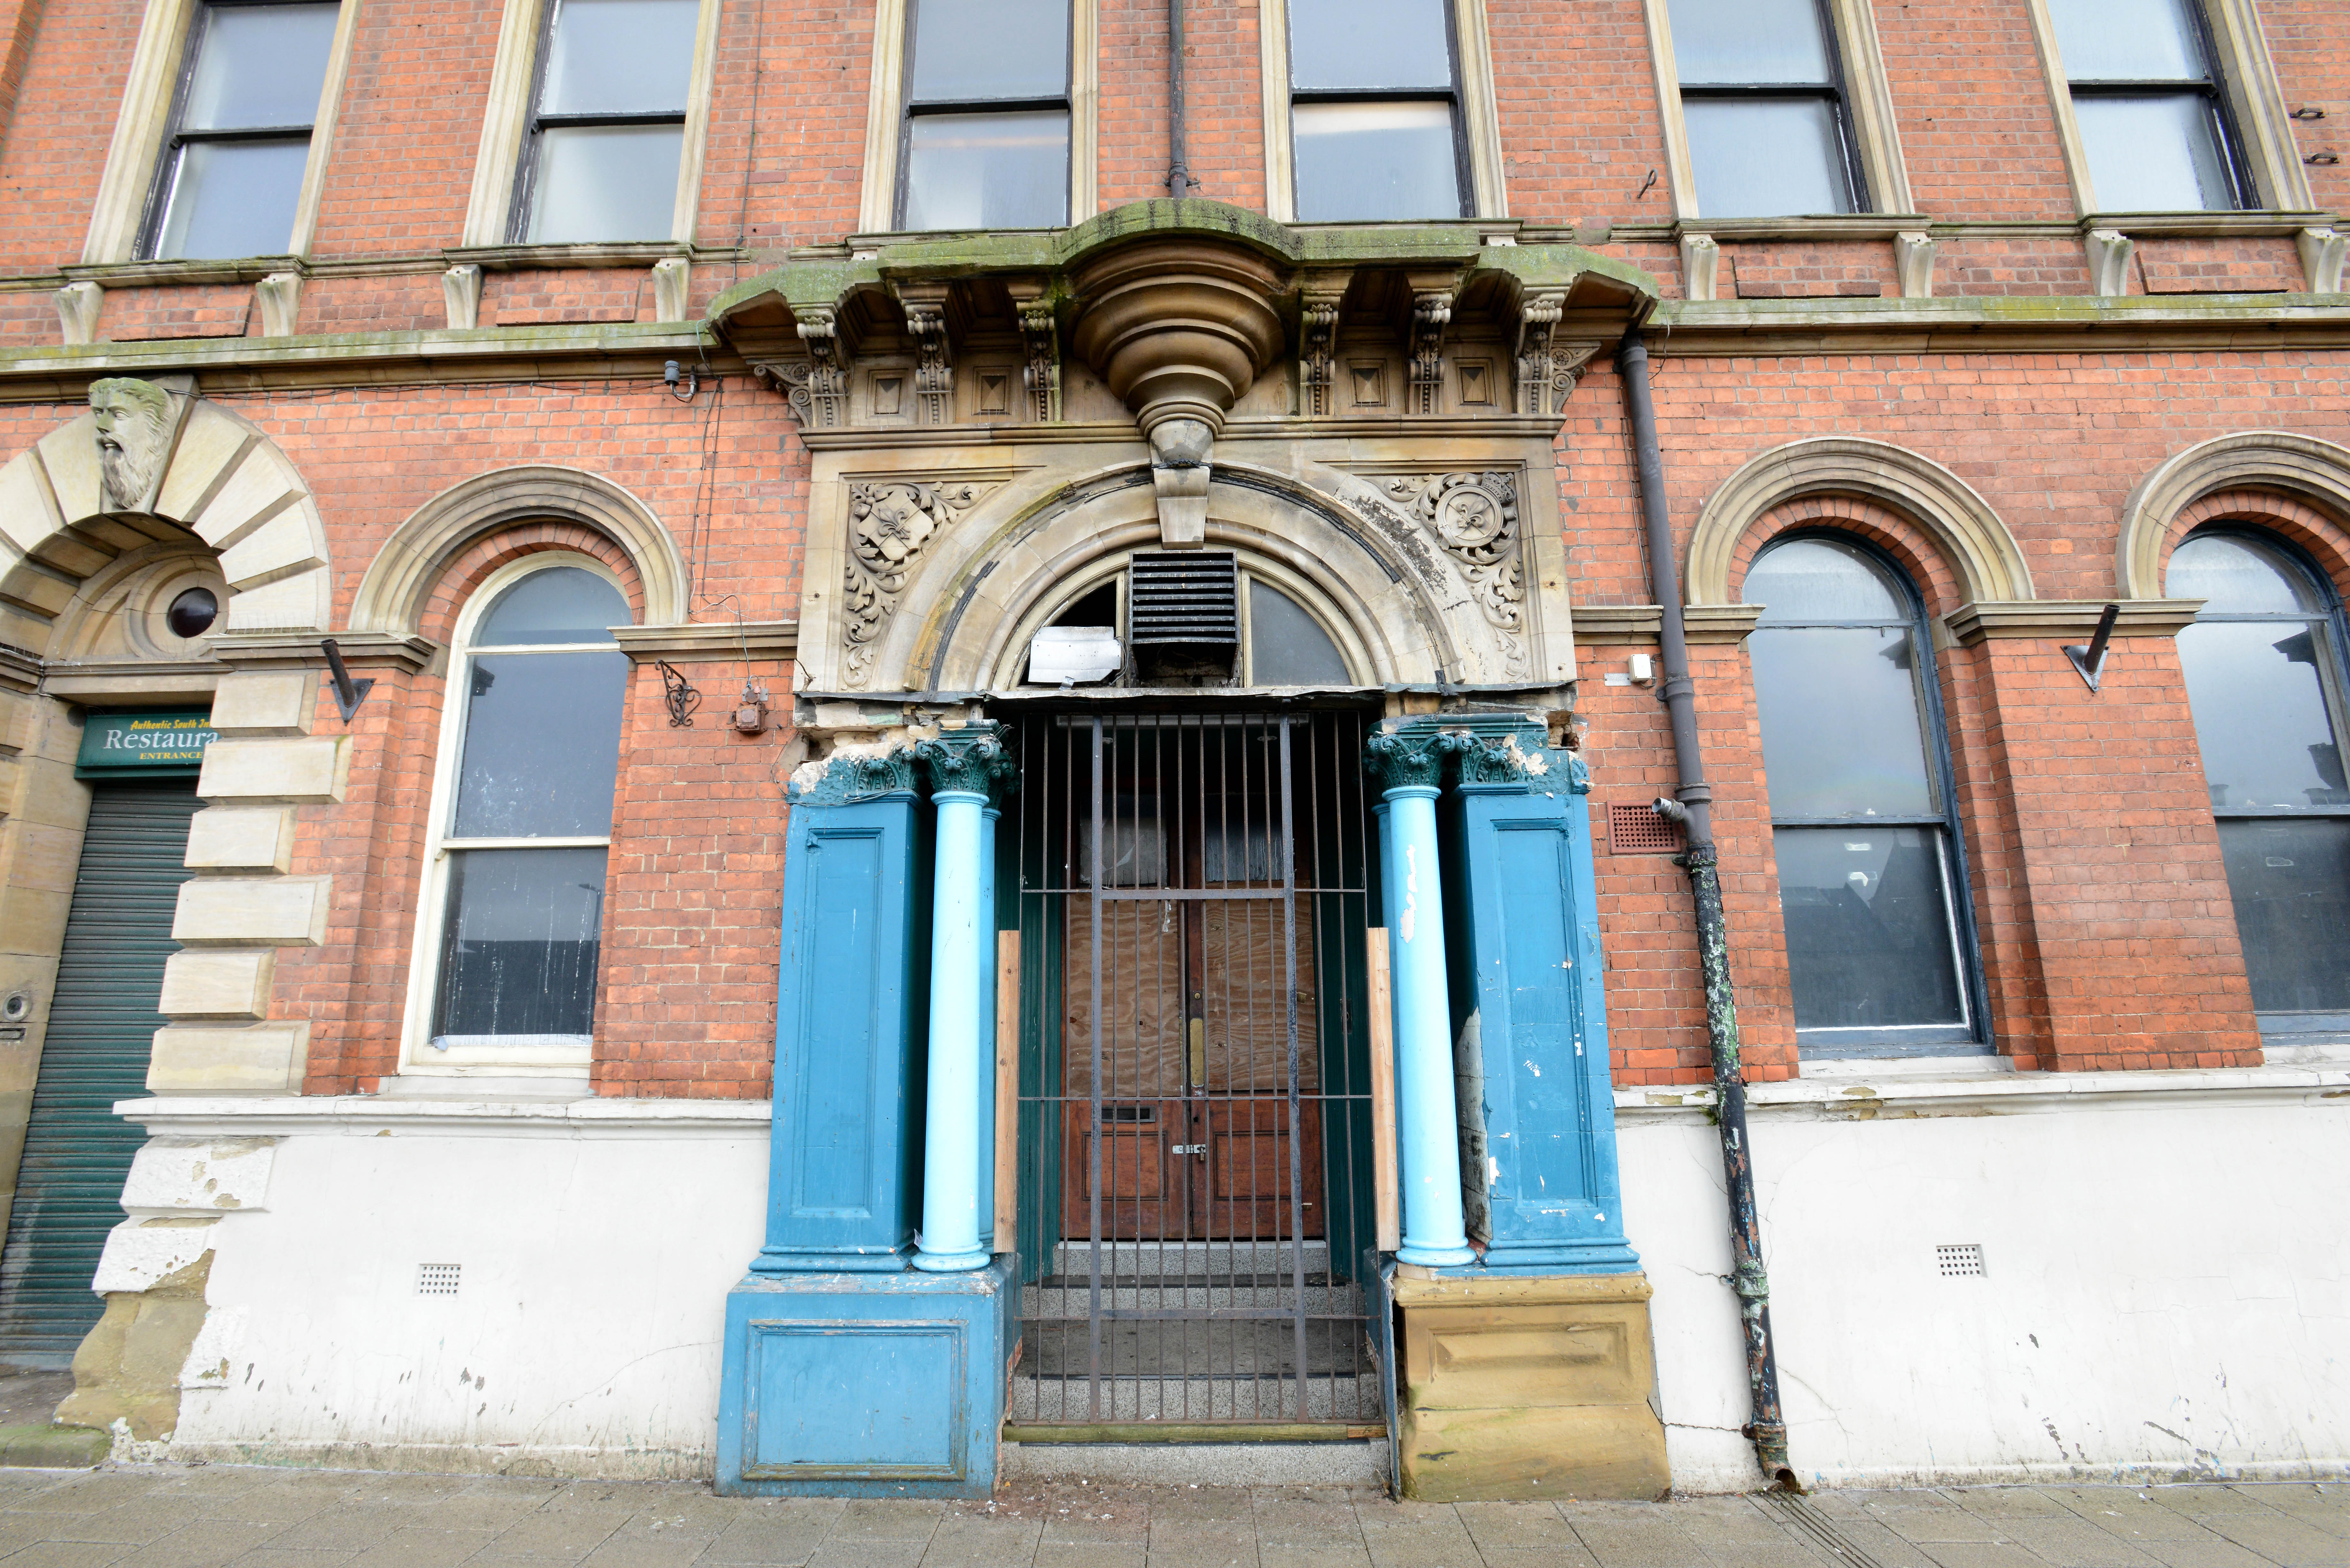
[2063, 602, 2121, 691]
[321, 638, 374, 725]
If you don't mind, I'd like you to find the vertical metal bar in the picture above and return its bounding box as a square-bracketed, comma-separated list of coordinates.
[1088, 716, 1105, 1419]
[1280, 718, 1309, 1419]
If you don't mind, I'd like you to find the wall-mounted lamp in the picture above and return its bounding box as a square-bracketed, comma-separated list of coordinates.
[2064, 603, 2121, 692]
[321, 639, 373, 724]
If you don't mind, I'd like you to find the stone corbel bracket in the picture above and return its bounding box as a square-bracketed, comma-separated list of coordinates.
[891, 281, 969, 426]
[704, 200, 1665, 451]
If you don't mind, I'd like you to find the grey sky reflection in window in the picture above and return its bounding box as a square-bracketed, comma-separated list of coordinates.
[148, 2, 338, 260]
[1249, 581, 1351, 686]
[453, 653, 629, 836]
[900, 0, 1070, 230]
[2046, 0, 2241, 212]
[474, 565, 631, 645]
[1288, 0, 1465, 221]
[2171, 530, 2350, 1021]
[1747, 535, 1972, 1047]
[521, 0, 697, 243]
[1666, 0, 1856, 218]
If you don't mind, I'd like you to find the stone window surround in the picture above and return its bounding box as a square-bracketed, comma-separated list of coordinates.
[853, 0, 1101, 234]
[1636, 0, 1915, 231]
[394, 548, 633, 1083]
[78, 0, 367, 265]
[462, 0, 727, 249]
[1256, 0, 1507, 225]
[2020, 0, 2313, 222]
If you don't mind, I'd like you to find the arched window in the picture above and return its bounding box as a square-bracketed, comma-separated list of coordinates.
[1746, 535, 1981, 1054]
[404, 558, 633, 1074]
[2168, 530, 2350, 1033]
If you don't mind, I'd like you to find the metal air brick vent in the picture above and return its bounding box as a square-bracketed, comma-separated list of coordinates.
[1126, 552, 1239, 654]
[1610, 803, 1685, 855]
[1936, 1244, 1985, 1278]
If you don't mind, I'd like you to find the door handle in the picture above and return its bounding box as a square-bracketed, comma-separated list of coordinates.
[1171, 1144, 1206, 1156]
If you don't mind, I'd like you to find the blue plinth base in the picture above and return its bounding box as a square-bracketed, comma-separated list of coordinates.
[716, 1257, 1017, 1498]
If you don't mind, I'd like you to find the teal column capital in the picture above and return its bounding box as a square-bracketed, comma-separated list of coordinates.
[915, 722, 1017, 805]
[787, 747, 920, 805]
[1364, 727, 1467, 792]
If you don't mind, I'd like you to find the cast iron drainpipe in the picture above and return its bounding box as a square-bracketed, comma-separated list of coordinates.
[1165, 0, 1200, 197]
[1617, 327, 1798, 1491]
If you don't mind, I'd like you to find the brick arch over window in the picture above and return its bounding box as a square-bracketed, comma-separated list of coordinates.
[418, 524, 649, 645]
[1725, 495, 1969, 616]
[2117, 431, 2350, 601]
[349, 466, 688, 638]
[0, 391, 331, 652]
[1687, 437, 2034, 611]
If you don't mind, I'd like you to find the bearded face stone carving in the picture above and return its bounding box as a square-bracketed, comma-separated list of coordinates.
[89, 378, 174, 512]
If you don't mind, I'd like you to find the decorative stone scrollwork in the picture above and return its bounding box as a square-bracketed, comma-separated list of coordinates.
[1455, 734, 1533, 787]
[1375, 471, 1528, 677]
[787, 307, 849, 428]
[1512, 293, 1598, 418]
[842, 480, 987, 687]
[1019, 300, 1060, 423]
[907, 303, 953, 425]
[1299, 298, 1340, 418]
[915, 722, 1018, 803]
[791, 748, 921, 804]
[1364, 727, 1468, 792]
[1407, 290, 1452, 416]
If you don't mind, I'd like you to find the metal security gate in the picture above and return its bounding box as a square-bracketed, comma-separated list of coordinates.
[0, 777, 201, 1365]
[1005, 710, 1382, 1428]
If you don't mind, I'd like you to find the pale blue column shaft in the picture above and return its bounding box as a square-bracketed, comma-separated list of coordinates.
[1382, 784, 1476, 1268]
[915, 788, 989, 1270]
[974, 803, 999, 1253]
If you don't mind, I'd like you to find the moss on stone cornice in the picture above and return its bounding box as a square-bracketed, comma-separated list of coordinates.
[704, 199, 1662, 329]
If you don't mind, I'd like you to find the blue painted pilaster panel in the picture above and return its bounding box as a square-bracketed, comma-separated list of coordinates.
[753, 763, 923, 1273]
[718, 1259, 1014, 1497]
[1450, 732, 1639, 1274]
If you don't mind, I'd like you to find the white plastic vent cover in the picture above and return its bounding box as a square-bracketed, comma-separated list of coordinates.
[1936, 1244, 1985, 1277]
[417, 1263, 462, 1296]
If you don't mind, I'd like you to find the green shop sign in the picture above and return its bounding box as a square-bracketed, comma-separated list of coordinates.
[77, 711, 218, 776]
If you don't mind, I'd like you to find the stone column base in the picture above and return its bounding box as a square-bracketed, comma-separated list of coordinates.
[1394, 1270, 1670, 1501]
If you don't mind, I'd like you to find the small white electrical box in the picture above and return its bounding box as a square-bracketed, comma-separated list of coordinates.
[1629, 653, 1655, 685]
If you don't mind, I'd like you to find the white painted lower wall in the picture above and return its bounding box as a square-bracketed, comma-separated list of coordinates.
[120, 1097, 769, 1479]
[112, 1064, 2350, 1490]
[1619, 1065, 2350, 1493]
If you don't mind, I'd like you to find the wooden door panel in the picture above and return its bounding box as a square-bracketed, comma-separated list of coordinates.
[1193, 1099, 1323, 1240]
[1061, 1100, 1186, 1238]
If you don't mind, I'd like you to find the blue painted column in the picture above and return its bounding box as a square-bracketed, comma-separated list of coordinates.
[913, 724, 1013, 1272]
[1366, 727, 1476, 1269]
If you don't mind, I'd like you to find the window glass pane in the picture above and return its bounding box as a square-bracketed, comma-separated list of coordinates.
[2046, 0, 2204, 81]
[526, 123, 683, 243]
[153, 138, 310, 260]
[1683, 98, 1851, 218]
[1748, 536, 1907, 622]
[431, 847, 607, 1045]
[1751, 627, 1936, 817]
[183, 3, 338, 130]
[452, 651, 630, 837]
[1293, 101, 1461, 222]
[2178, 621, 2347, 810]
[1290, 0, 1454, 92]
[2073, 94, 2232, 211]
[2215, 818, 2350, 1014]
[540, 0, 698, 115]
[2166, 532, 2324, 614]
[907, 0, 1068, 103]
[1775, 826, 1967, 1030]
[904, 110, 1069, 229]
[1666, 0, 1831, 85]
[1249, 581, 1351, 685]
[475, 566, 632, 646]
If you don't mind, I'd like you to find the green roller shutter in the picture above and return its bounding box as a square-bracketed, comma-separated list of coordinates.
[0, 778, 201, 1365]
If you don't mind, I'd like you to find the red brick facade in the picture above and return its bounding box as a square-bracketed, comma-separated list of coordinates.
[3, 0, 2344, 1101]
